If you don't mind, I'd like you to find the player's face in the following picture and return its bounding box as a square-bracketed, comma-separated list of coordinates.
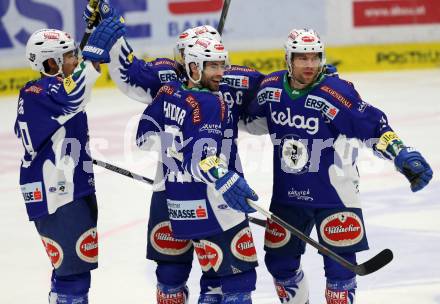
[62, 50, 79, 77]
[291, 53, 321, 87]
[201, 61, 227, 91]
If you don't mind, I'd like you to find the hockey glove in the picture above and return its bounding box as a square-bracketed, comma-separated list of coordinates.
[82, 16, 126, 63]
[215, 171, 258, 213]
[83, 0, 116, 25]
[394, 147, 433, 192]
[324, 64, 338, 77]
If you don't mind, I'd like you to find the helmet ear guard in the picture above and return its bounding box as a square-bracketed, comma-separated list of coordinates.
[284, 28, 326, 76]
[26, 29, 77, 76]
[183, 38, 229, 84]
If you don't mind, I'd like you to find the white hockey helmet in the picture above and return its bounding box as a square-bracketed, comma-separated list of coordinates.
[26, 29, 77, 75]
[284, 28, 326, 76]
[184, 37, 229, 84]
[174, 25, 222, 64]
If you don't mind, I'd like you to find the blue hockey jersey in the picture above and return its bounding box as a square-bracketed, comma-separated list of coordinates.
[108, 37, 264, 181]
[244, 71, 394, 208]
[136, 82, 247, 239]
[14, 61, 100, 220]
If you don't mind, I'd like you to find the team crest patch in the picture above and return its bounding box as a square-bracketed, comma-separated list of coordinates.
[41, 236, 63, 269]
[75, 228, 98, 263]
[231, 227, 257, 262]
[63, 75, 76, 94]
[320, 212, 364, 247]
[150, 221, 192, 255]
[265, 219, 291, 248]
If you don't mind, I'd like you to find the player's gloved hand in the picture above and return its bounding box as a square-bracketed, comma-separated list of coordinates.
[83, 0, 116, 25]
[82, 16, 126, 63]
[215, 171, 258, 213]
[394, 147, 433, 192]
[324, 64, 338, 77]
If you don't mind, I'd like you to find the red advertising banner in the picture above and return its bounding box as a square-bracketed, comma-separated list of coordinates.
[353, 0, 440, 27]
[168, 0, 223, 15]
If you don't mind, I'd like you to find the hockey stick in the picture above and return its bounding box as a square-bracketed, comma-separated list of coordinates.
[247, 200, 394, 276]
[79, 0, 100, 50]
[91, 158, 266, 227]
[217, 0, 232, 35]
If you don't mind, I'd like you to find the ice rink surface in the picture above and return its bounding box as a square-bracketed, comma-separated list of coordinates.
[1, 69, 439, 303]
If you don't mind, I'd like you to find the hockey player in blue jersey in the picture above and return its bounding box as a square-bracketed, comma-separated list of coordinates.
[14, 16, 125, 303]
[136, 37, 260, 304]
[243, 29, 433, 304]
[83, 2, 264, 302]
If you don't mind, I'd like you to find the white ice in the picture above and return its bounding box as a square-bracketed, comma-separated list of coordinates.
[1, 69, 439, 303]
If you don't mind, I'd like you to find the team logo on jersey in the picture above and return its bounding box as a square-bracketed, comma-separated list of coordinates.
[63, 75, 77, 94]
[320, 212, 364, 247]
[75, 228, 98, 263]
[41, 236, 63, 269]
[271, 109, 319, 135]
[167, 199, 208, 221]
[21, 182, 43, 203]
[158, 70, 178, 83]
[257, 87, 282, 104]
[231, 227, 257, 262]
[305, 95, 339, 120]
[265, 219, 291, 248]
[221, 75, 249, 89]
[280, 138, 309, 173]
[150, 221, 192, 255]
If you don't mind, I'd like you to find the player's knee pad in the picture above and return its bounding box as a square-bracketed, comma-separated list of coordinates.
[221, 269, 257, 294]
[50, 270, 91, 296]
[48, 292, 88, 304]
[265, 253, 301, 280]
[325, 278, 356, 304]
[199, 275, 222, 304]
[221, 292, 252, 304]
[157, 282, 189, 304]
[156, 262, 192, 286]
[323, 253, 357, 281]
[273, 268, 309, 304]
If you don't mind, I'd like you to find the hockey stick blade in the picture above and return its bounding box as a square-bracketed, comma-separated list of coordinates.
[353, 249, 393, 276]
[247, 200, 393, 276]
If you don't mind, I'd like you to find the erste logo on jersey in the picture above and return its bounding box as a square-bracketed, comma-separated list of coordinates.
[257, 87, 282, 105]
[167, 199, 208, 221]
[41, 236, 63, 269]
[158, 70, 178, 83]
[305, 95, 339, 120]
[75, 228, 98, 263]
[221, 75, 249, 89]
[21, 182, 43, 203]
[320, 212, 364, 247]
[231, 227, 257, 262]
[194, 240, 223, 272]
[265, 219, 291, 248]
[150, 221, 192, 255]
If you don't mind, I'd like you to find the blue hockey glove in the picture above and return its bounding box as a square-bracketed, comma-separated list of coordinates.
[83, 1, 116, 25]
[82, 16, 126, 63]
[324, 64, 338, 77]
[394, 147, 433, 192]
[215, 171, 258, 213]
